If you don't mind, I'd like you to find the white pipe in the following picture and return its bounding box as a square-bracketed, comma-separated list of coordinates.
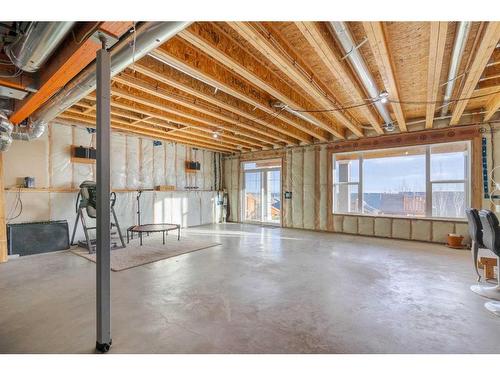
[441, 22, 471, 117]
[329, 22, 392, 128]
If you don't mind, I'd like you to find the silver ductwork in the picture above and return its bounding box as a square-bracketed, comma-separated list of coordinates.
[0, 111, 14, 151]
[5, 22, 75, 73]
[440, 22, 471, 117]
[11, 21, 191, 144]
[329, 22, 394, 130]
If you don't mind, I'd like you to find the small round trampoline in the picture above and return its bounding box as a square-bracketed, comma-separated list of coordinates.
[127, 223, 180, 246]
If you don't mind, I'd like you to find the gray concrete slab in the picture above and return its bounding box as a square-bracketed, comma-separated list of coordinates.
[0, 223, 499, 353]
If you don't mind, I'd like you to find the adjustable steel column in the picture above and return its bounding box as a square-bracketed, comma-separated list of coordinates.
[95, 39, 112, 353]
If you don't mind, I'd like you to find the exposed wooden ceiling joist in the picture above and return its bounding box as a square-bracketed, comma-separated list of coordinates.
[295, 21, 384, 135]
[425, 22, 449, 129]
[362, 22, 407, 132]
[450, 22, 500, 125]
[113, 72, 282, 147]
[110, 84, 275, 148]
[57, 112, 237, 153]
[68, 104, 256, 151]
[484, 92, 500, 120]
[229, 22, 365, 137]
[179, 23, 345, 139]
[130, 57, 301, 145]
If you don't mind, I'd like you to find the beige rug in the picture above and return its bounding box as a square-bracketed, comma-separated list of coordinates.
[71, 237, 221, 271]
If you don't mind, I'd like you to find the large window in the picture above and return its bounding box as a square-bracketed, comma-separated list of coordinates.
[332, 141, 470, 219]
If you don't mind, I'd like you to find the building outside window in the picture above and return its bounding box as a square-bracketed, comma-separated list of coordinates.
[332, 141, 470, 219]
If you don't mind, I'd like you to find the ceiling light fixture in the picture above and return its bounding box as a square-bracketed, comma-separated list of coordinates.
[384, 122, 396, 132]
[379, 90, 389, 104]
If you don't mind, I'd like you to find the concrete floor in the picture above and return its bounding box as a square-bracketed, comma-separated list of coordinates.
[0, 223, 499, 353]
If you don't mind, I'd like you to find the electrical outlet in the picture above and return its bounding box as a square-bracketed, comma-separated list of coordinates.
[496, 204, 500, 212]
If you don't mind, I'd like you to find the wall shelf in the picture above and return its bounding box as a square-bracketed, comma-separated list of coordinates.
[71, 156, 96, 165]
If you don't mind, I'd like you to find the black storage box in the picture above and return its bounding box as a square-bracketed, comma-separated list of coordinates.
[7, 220, 70, 256]
[74, 146, 88, 158]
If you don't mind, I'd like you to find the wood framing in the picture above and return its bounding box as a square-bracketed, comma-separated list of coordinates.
[296, 22, 384, 135]
[327, 124, 481, 153]
[179, 23, 345, 139]
[484, 92, 500, 121]
[425, 22, 449, 129]
[130, 59, 301, 145]
[450, 22, 500, 125]
[362, 22, 407, 132]
[9, 22, 133, 125]
[229, 22, 364, 137]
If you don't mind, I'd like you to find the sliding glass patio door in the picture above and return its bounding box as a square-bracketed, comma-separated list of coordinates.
[242, 159, 281, 225]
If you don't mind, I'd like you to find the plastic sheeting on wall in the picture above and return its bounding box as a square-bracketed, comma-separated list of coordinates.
[291, 149, 304, 228]
[302, 148, 315, 230]
[50, 124, 72, 188]
[126, 136, 140, 189]
[176, 144, 186, 190]
[141, 139, 154, 189]
[111, 133, 127, 189]
[73, 126, 94, 186]
[164, 142, 177, 187]
[153, 142, 165, 187]
[319, 146, 328, 231]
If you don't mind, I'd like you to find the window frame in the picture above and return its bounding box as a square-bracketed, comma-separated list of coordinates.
[332, 140, 471, 220]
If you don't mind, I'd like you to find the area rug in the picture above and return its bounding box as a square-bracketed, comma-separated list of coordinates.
[70, 237, 221, 271]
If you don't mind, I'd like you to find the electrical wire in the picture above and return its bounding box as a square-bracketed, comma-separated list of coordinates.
[7, 186, 23, 222]
[282, 89, 500, 114]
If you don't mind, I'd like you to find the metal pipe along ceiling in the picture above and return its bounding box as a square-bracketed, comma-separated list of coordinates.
[329, 22, 393, 128]
[12, 21, 191, 143]
[440, 22, 471, 117]
[5, 22, 75, 73]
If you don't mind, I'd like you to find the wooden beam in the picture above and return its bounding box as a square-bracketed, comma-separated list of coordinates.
[451, 22, 500, 124]
[179, 23, 344, 139]
[296, 22, 384, 135]
[9, 22, 133, 125]
[109, 85, 272, 148]
[363, 22, 407, 132]
[57, 112, 236, 153]
[156, 38, 332, 142]
[0, 153, 7, 263]
[425, 22, 449, 129]
[151, 47, 328, 143]
[130, 58, 302, 145]
[66, 105, 257, 151]
[484, 92, 500, 121]
[229, 22, 364, 137]
[113, 73, 281, 147]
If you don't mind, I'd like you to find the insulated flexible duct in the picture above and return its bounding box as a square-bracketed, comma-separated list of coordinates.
[0, 111, 14, 151]
[5, 22, 75, 73]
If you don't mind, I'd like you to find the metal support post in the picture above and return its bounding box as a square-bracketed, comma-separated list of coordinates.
[95, 40, 112, 353]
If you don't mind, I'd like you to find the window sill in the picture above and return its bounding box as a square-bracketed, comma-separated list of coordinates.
[331, 212, 467, 223]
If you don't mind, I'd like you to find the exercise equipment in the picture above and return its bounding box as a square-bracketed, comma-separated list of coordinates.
[126, 190, 180, 246]
[466, 208, 484, 281]
[470, 209, 500, 316]
[70, 180, 126, 253]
